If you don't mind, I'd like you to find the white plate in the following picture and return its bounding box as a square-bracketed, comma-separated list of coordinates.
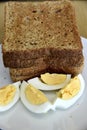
[0, 37, 87, 130]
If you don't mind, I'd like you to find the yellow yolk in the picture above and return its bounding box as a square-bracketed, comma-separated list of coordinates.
[0, 85, 16, 105]
[56, 77, 80, 100]
[41, 73, 67, 85]
[25, 85, 48, 105]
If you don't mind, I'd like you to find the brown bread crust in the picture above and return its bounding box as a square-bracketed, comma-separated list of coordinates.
[4, 58, 46, 68]
[10, 69, 48, 82]
[3, 49, 83, 68]
[10, 63, 48, 76]
[3, 48, 83, 61]
[10, 64, 84, 82]
[10, 55, 84, 77]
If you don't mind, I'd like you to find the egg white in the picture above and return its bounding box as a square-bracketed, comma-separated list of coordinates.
[20, 81, 52, 113]
[0, 81, 21, 112]
[52, 74, 85, 110]
[27, 74, 71, 91]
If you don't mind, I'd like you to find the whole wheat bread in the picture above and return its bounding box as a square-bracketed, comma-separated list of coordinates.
[3, 1, 83, 59]
[10, 63, 48, 77]
[10, 53, 83, 77]
[10, 67, 48, 82]
[4, 58, 46, 68]
[5, 52, 84, 76]
[2, 0, 84, 77]
[10, 75, 33, 82]
[4, 49, 83, 68]
[10, 64, 83, 82]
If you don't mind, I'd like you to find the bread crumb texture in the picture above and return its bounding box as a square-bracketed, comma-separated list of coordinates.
[4, 0, 82, 51]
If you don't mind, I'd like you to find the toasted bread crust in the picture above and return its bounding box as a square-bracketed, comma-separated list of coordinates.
[10, 64, 84, 82]
[4, 58, 46, 68]
[10, 55, 84, 77]
[3, 49, 83, 68]
[10, 69, 48, 82]
[10, 63, 48, 76]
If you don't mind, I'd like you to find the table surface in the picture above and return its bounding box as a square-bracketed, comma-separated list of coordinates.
[0, 1, 87, 43]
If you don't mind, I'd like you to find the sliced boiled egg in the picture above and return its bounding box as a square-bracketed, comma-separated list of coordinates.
[52, 74, 85, 110]
[20, 81, 52, 113]
[41, 73, 67, 85]
[0, 81, 21, 112]
[27, 73, 71, 91]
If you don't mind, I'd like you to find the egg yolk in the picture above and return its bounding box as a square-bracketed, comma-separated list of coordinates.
[41, 73, 67, 85]
[0, 85, 16, 105]
[25, 84, 48, 105]
[56, 77, 80, 100]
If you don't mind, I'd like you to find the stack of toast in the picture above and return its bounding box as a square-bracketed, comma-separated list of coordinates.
[2, 0, 84, 82]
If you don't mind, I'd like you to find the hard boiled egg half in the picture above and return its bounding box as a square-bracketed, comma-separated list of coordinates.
[28, 73, 71, 91]
[0, 81, 21, 112]
[52, 74, 85, 110]
[20, 81, 52, 113]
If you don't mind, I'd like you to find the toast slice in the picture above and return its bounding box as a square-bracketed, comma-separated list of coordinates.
[10, 75, 33, 82]
[10, 64, 83, 82]
[2, 0, 84, 77]
[3, 48, 83, 68]
[10, 63, 48, 77]
[10, 54, 84, 77]
[3, 0, 83, 62]
[4, 58, 46, 68]
[9, 55, 84, 78]
[10, 65, 48, 82]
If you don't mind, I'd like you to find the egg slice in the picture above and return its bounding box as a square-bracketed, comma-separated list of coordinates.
[20, 81, 52, 113]
[27, 74, 71, 91]
[52, 74, 85, 110]
[0, 81, 21, 112]
[41, 73, 67, 85]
